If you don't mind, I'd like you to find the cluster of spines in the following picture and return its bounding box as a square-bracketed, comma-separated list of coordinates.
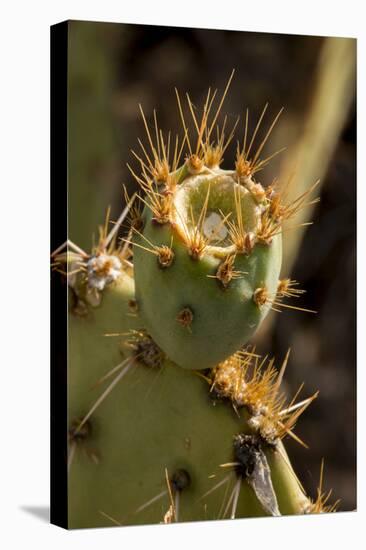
[128, 70, 317, 239]
[253, 278, 317, 315]
[305, 460, 340, 514]
[51, 196, 136, 310]
[209, 349, 318, 448]
[204, 350, 339, 518]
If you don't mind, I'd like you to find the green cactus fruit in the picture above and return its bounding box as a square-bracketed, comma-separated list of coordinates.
[133, 167, 282, 370]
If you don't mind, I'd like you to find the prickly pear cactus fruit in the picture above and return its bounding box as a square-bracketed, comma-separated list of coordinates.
[133, 168, 282, 370]
[128, 79, 312, 370]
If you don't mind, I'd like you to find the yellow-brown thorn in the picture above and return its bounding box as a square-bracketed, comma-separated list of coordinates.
[306, 460, 340, 514]
[211, 351, 318, 448]
[203, 114, 240, 168]
[124, 228, 174, 269]
[162, 468, 177, 524]
[253, 287, 269, 307]
[152, 195, 172, 225]
[187, 153, 204, 175]
[210, 352, 251, 405]
[175, 70, 235, 168]
[51, 247, 87, 278]
[88, 193, 139, 264]
[206, 69, 235, 142]
[186, 86, 212, 158]
[134, 112, 186, 188]
[137, 105, 177, 184]
[157, 245, 175, 268]
[270, 177, 320, 223]
[132, 140, 166, 184]
[253, 284, 316, 314]
[128, 162, 173, 225]
[257, 177, 320, 245]
[203, 144, 223, 169]
[235, 104, 286, 180]
[208, 254, 246, 288]
[275, 388, 319, 448]
[91, 206, 111, 254]
[247, 352, 317, 449]
[256, 207, 280, 245]
[277, 278, 306, 299]
[52, 197, 136, 283]
[123, 186, 144, 233]
[175, 184, 211, 260]
[226, 185, 257, 254]
[130, 105, 188, 217]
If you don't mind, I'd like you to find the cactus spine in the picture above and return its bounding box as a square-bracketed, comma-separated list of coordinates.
[53, 74, 338, 528]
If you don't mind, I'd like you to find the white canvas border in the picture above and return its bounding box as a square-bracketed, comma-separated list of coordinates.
[0, 1, 363, 549]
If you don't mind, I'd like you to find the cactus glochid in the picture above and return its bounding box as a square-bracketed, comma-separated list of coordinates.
[52, 73, 338, 528]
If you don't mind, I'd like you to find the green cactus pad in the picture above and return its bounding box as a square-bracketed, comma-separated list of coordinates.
[68, 272, 270, 527]
[67, 260, 311, 528]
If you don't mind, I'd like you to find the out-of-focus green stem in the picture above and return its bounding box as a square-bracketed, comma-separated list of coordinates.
[266, 441, 310, 515]
[280, 37, 356, 275]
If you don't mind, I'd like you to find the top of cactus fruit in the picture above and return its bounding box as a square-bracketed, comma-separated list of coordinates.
[172, 170, 262, 255]
[127, 71, 319, 255]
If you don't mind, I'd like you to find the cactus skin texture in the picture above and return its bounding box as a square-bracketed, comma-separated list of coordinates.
[68, 271, 263, 527]
[134, 170, 282, 370]
[68, 271, 308, 528]
[52, 74, 338, 528]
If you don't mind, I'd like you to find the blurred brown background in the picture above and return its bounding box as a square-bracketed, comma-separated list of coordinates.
[68, 20, 356, 511]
